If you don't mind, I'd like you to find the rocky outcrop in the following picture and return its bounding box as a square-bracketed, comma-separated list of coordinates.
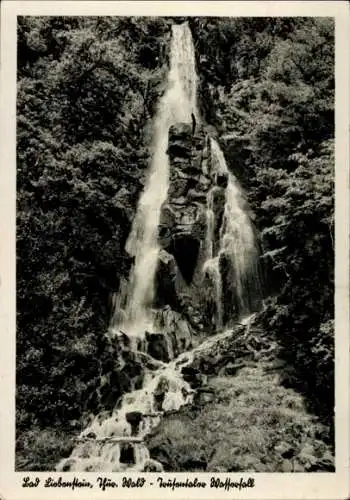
[159, 123, 212, 288]
[141, 307, 195, 363]
[154, 121, 233, 333]
[154, 250, 178, 308]
[145, 331, 174, 363]
[84, 339, 146, 415]
[125, 411, 143, 436]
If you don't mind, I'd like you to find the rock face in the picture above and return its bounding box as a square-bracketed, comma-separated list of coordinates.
[145, 331, 174, 363]
[84, 336, 147, 415]
[125, 411, 143, 436]
[141, 307, 194, 363]
[154, 250, 178, 308]
[159, 123, 211, 288]
[156, 122, 228, 331]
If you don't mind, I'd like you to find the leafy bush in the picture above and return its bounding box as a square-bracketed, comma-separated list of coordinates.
[16, 16, 169, 432]
[191, 17, 334, 424]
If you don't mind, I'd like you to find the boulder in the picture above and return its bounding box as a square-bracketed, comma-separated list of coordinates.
[215, 171, 229, 188]
[115, 330, 131, 349]
[194, 387, 216, 405]
[142, 458, 164, 472]
[60, 458, 76, 472]
[168, 123, 192, 142]
[125, 411, 143, 436]
[120, 444, 135, 464]
[145, 332, 173, 363]
[212, 186, 226, 231]
[154, 250, 178, 308]
[181, 366, 203, 387]
[154, 306, 193, 356]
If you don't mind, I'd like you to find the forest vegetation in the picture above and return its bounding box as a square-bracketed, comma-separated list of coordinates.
[16, 16, 334, 470]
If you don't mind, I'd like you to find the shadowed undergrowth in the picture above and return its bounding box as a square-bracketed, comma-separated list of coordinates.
[146, 363, 334, 472]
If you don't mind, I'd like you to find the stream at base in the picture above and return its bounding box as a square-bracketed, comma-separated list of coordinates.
[56, 317, 252, 472]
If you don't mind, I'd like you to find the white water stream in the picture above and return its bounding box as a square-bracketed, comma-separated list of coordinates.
[203, 138, 261, 322]
[111, 22, 198, 338]
[57, 319, 252, 472]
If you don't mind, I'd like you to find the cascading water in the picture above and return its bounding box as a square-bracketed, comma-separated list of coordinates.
[56, 320, 255, 473]
[203, 138, 262, 325]
[57, 22, 262, 473]
[203, 186, 224, 328]
[112, 22, 198, 338]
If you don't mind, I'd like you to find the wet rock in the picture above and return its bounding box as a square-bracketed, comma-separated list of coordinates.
[153, 376, 170, 412]
[136, 338, 147, 353]
[137, 351, 165, 371]
[122, 351, 144, 379]
[167, 142, 192, 159]
[159, 122, 216, 295]
[159, 205, 176, 231]
[212, 186, 226, 234]
[194, 386, 216, 405]
[168, 177, 191, 198]
[198, 174, 211, 190]
[220, 361, 245, 376]
[120, 444, 135, 464]
[60, 458, 76, 472]
[145, 331, 172, 362]
[154, 250, 178, 309]
[115, 330, 131, 349]
[125, 411, 143, 436]
[215, 171, 229, 188]
[170, 233, 200, 284]
[187, 188, 207, 203]
[154, 306, 193, 357]
[168, 122, 192, 142]
[133, 374, 143, 390]
[181, 366, 203, 387]
[142, 458, 164, 472]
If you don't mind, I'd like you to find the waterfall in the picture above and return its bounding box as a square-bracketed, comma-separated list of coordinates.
[56, 22, 263, 473]
[203, 138, 262, 324]
[112, 22, 198, 337]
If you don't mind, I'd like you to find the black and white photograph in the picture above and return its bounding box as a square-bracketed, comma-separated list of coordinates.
[0, 1, 349, 499]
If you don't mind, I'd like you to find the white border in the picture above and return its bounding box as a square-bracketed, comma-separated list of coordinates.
[0, 2, 349, 500]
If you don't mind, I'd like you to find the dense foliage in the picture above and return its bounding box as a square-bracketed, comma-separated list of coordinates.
[190, 17, 334, 422]
[17, 16, 171, 429]
[17, 15, 334, 457]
